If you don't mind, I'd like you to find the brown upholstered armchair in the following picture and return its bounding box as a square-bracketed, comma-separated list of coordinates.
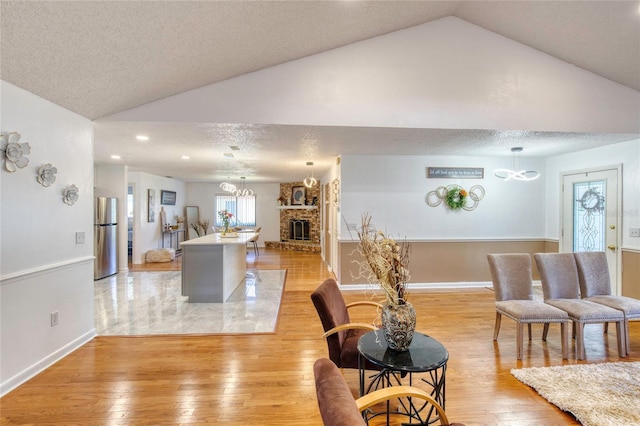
[313, 358, 465, 426]
[487, 253, 570, 360]
[311, 278, 382, 371]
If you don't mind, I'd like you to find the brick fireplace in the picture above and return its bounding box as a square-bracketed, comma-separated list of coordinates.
[264, 182, 321, 252]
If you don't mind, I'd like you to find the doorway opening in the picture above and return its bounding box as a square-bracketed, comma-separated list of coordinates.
[127, 184, 134, 262]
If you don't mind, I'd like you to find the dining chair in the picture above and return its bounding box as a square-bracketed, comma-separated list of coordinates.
[248, 226, 261, 256]
[311, 278, 382, 371]
[574, 251, 640, 355]
[487, 254, 570, 360]
[313, 358, 466, 426]
[534, 253, 626, 360]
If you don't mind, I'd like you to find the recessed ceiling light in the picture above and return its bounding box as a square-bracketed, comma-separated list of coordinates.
[229, 145, 241, 151]
[181, 155, 190, 160]
[136, 135, 149, 141]
[223, 153, 234, 158]
[110, 155, 121, 160]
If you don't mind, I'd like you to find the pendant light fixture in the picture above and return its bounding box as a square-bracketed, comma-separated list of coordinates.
[233, 177, 254, 196]
[303, 161, 317, 188]
[494, 147, 540, 181]
[220, 178, 236, 193]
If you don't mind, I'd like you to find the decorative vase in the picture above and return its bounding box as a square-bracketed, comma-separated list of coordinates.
[381, 302, 416, 351]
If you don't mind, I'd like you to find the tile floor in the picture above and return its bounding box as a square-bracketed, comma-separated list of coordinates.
[94, 269, 286, 335]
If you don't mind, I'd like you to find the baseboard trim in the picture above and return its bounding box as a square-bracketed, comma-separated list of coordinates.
[339, 281, 490, 291]
[0, 329, 96, 397]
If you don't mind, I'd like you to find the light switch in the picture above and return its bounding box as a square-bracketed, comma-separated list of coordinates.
[76, 232, 86, 244]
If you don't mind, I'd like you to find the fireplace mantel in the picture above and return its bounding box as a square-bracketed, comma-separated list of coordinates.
[277, 205, 317, 210]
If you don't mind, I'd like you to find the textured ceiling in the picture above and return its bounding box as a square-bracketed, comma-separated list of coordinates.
[2, 1, 639, 183]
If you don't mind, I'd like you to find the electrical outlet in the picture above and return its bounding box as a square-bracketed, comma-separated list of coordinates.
[630, 228, 640, 238]
[75, 232, 85, 244]
[50, 311, 59, 327]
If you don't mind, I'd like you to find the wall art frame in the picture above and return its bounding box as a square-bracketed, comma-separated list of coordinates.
[291, 186, 306, 205]
[148, 189, 156, 222]
[160, 189, 176, 205]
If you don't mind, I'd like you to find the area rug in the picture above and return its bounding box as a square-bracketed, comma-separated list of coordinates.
[94, 269, 286, 335]
[511, 362, 640, 426]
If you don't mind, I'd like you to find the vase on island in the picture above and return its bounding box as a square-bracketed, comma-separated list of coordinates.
[381, 301, 416, 351]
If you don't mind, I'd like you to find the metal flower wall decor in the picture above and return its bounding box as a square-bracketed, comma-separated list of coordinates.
[36, 163, 58, 187]
[63, 184, 79, 206]
[1, 129, 81, 206]
[0, 131, 31, 172]
[426, 184, 485, 211]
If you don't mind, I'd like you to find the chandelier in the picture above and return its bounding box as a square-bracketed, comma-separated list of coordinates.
[233, 177, 254, 196]
[219, 180, 236, 193]
[494, 147, 540, 181]
[303, 161, 317, 188]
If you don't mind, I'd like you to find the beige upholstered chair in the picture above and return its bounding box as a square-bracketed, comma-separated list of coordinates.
[313, 358, 465, 426]
[534, 253, 626, 360]
[311, 278, 382, 371]
[487, 254, 570, 360]
[574, 251, 640, 355]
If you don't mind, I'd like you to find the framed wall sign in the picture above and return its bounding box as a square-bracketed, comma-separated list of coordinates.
[291, 186, 306, 205]
[160, 190, 176, 205]
[427, 167, 484, 179]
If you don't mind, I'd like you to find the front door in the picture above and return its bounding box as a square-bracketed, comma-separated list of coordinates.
[561, 167, 621, 294]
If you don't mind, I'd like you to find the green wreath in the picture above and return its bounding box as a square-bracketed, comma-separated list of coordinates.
[445, 188, 467, 210]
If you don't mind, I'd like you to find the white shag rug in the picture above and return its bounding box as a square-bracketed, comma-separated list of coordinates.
[511, 362, 640, 426]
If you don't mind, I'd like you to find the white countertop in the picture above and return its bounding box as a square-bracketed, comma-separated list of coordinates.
[180, 232, 257, 246]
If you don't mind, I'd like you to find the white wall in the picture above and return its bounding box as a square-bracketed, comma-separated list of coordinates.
[105, 17, 639, 135]
[545, 139, 640, 250]
[1, 81, 95, 395]
[339, 154, 546, 240]
[187, 182, 281, 245]
[127, 172, 187, 264]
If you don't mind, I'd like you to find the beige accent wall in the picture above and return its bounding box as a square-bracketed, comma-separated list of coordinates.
[622, 249, 640, 298]
[544, 240, 559, 253]
[339, 240, 550, 285]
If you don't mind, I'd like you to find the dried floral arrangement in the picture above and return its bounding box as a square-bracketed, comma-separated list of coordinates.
[353, 213, 410, 306]
[190, 219, 210, 237]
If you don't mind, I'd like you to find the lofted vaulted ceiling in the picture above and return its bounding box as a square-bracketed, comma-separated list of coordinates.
[2, 1, 639, 183]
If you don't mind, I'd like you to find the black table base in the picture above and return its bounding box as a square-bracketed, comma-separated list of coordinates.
[358, 330, 448, 425]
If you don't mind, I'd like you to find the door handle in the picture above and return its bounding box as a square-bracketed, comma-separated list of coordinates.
[607, 244, 617, 251]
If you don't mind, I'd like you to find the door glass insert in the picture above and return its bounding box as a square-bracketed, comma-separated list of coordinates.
[573, 180, 606, 252]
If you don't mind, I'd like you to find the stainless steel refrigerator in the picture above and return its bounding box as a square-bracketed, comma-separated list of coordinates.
[94, 197, 118, 280]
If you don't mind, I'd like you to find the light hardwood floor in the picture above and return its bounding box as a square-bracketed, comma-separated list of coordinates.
[1, 249, 638, 425]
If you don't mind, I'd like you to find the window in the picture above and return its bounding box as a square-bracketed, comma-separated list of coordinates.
[215, 194, 256, 227]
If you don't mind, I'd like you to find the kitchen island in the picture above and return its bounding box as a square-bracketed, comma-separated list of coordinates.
[180, 232, 256, 302]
